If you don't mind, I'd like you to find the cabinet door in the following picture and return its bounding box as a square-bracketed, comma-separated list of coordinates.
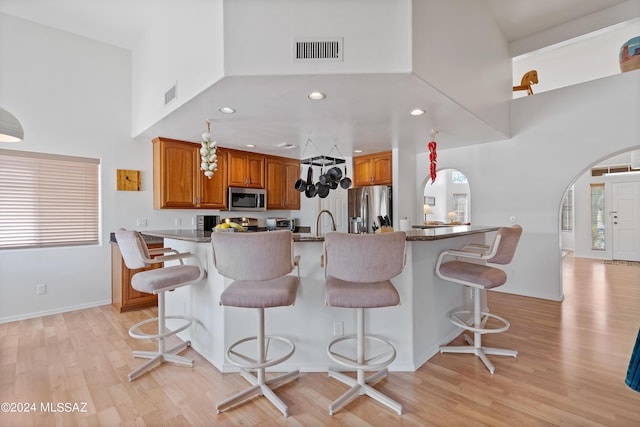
[372, 152, 392, 185]
[283, 159, 300, 209]
[353, 151, 392, 186]
[227, 151, 248, 187]
[153, 138, 197, 208]
[199, 147, 228, 209]
[246, 153, 265, 188]
[353, 156, 373, 187]
[266, 157, 284, 209]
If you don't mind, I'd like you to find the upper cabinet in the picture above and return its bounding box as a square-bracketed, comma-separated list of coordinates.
[153, 138, 301, 210]
[227, 149, 265, 188]
[353, 150, 392, 186]
[266, 156, 300, 210]
[199, 147, 228, 209]
[152, 137, 228, 209]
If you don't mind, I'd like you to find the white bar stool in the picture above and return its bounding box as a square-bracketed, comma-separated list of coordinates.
[115, 229, 206, 381]
[435, 224, 522, 374]
[211, 230, 300, 417]
[322, 231, 407, 416]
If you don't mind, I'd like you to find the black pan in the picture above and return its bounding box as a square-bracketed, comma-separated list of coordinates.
[340, 165, 352, 189]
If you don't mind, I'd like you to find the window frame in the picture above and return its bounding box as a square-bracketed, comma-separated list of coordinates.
[0, 149, 100, 250]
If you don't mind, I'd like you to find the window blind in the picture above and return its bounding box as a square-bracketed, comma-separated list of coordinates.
[0, 149, 100, 249]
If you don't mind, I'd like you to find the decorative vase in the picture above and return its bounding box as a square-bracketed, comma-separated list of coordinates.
[619, 36, 640, 73]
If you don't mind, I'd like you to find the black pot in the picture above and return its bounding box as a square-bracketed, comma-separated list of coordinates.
[317, 182, 330, 198]
[329, 180, 339, 190]
[327, 166, 342, 183]
[294, 176, 306, 192]
[305, 167, 317, 198]
[305, 184, 317, 198]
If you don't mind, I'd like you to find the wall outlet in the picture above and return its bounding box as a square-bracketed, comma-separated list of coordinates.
[136, 218, 147, 227]
[37, 283, 46, 295]
[175, 217, 182, 227]
[333, 321, 344, 336]
[509, 216, 516, 224]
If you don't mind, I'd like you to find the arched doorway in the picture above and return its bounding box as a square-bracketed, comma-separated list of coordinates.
[560, 149, 640, 262]
[423, 169, 471, 225]
[560, 148, 640, 292]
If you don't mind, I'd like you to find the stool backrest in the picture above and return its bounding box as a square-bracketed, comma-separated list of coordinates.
[115, 229, 151, 270]
[324, 231, 406, 282]
[488, 224, 522, 265]
[212, 230, 294, 281]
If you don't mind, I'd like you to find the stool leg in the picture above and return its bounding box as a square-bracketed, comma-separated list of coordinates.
[216, 308, 298, 417]
[439, 287, 516, 374]
[128, 292, 194, 381]
[328, 308, 402, 416]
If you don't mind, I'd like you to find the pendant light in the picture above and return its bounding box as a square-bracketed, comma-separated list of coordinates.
[0, 108, 24, 142]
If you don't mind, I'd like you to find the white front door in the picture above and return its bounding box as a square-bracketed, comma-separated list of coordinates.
[611, 182, 640, 261]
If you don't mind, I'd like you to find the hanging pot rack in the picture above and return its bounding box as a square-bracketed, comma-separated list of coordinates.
[300, 155, 345, 167]
[299, 140, 346, 167]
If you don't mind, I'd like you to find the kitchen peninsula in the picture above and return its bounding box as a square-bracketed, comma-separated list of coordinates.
[139, 226, 499, 373]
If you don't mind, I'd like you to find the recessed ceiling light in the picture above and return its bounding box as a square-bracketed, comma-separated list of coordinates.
[218, 106, 235, 114]
[245, 144, 256, 148]
[307, 91, 326, 100]
[410, 108, 425, 116]
[353, 149, 364, 153]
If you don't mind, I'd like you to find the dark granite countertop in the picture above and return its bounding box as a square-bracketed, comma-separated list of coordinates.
[131, 225, 499, 243]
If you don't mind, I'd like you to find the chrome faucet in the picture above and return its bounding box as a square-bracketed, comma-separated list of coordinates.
[316, 209, 337, 236]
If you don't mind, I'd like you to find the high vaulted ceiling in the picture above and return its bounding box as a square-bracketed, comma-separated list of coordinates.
[0, 0, 633, 157]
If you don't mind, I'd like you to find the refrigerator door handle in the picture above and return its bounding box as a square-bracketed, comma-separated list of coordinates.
[363, 192, 368, 233]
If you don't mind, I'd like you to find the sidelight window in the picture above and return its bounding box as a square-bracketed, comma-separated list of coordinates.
[590, 183, 605, 251]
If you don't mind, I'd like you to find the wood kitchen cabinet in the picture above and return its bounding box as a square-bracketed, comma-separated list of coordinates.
[227, 149, 265, 188]
[111, 242, 160, 312]
[152, 137, 228, 209]
[353, 150, 392, 186]
[266, 156, 300, 210]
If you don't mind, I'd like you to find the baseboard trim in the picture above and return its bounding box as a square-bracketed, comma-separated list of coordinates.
[0, 299, 112, 325]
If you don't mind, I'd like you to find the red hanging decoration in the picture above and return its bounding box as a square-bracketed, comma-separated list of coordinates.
[428, 130, 438, 184]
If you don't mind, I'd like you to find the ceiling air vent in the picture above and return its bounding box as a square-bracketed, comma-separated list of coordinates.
[294, 37, 343, 62]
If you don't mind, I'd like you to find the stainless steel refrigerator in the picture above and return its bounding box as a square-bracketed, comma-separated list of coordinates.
[347, 185, 392, 233]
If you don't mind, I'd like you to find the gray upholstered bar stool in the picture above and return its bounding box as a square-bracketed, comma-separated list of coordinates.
[323, 231, 407, 416]
[435, 224, 522, 374]
[211, 230, 300, 417]
[115, 229, 206, 381]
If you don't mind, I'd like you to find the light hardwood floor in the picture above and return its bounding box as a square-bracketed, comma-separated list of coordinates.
[1, 254, 640, 426]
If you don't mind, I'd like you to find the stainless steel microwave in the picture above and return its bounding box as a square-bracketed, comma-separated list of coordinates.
[228, 187, 267, 211]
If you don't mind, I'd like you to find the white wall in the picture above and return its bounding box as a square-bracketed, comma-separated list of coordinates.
[513, 19, 640, 97]
[424, 70, 640, 301]
[0, 14, 133, 321]
[411, 0, 512, 138]
[131, 0, 225, 137]
[223, 0, 412, 76]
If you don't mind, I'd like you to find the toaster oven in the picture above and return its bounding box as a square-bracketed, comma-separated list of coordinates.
[265, 217, 295, 231]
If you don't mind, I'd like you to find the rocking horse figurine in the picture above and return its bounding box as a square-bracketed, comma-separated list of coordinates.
[513, 70, 538, 95]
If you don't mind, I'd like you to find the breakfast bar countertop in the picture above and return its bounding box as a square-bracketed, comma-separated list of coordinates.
[138, 225, 499, 243]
